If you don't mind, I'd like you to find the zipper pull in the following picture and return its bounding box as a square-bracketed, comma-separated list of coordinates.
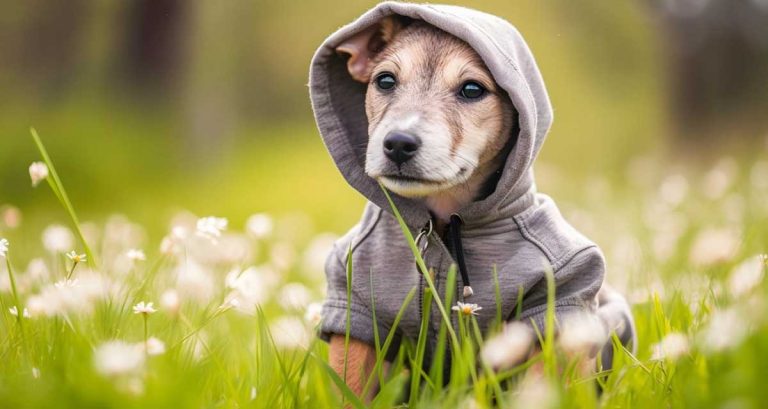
[414, 218, 433, 257]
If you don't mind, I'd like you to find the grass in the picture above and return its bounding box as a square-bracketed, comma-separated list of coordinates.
[0, 130, 766, 408]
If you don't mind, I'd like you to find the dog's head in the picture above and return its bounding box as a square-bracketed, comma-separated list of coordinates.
[337, 18, 516, 199]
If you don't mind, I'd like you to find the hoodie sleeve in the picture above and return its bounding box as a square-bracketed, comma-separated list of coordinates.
[516, 246, 605, 336]
[318, 242, 361, 341]
[318, 242, 394, 349]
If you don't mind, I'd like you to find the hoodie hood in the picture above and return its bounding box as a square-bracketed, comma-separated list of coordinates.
[309, 2, 553, 228]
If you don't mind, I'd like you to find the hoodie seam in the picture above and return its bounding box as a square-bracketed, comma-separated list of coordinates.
[331, 205, 382, 267]
[513, 246, 599, 322]
[322, 299, 395, 340]
[513, 212, 597, 271]
[518, 298, 586, 319]
[329, 248, 368, 309]
[325, 299, 374, 314]
[513, 213, 556, 267]
[328, 206, 383, 309]
[351, 205, 382, 253]
[324, 298, 382, 324]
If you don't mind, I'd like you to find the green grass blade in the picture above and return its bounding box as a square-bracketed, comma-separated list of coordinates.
[428, 264, 457, 393]
[409, 286, 433, 406]
[30, 127, 97, 269]
[371, 370, 408, 409]
[343, 244, 353, 389]
[542, 262, 557, 379]
[378, 183, 460, 349]
[369, 268, 383, 387]
[312, 354, 367, 409]
[361, 286, 417, 399]
[5, 255, 29, 362]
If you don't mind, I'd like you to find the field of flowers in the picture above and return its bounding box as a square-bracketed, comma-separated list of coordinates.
[1, 129, 767, 408]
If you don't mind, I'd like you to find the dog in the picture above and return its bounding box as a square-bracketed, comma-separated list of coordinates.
[335, 16, 516, 397]
[309, 2, 636, 401]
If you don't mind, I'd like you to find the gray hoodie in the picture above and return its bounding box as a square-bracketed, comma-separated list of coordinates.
[309, 1, 635, 364]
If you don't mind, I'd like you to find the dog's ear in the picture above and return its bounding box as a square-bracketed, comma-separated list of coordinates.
[336, 16, 405, 83]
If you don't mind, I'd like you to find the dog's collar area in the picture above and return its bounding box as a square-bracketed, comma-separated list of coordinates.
[417, 214, 473, 298]
[415, 218, 433, 255]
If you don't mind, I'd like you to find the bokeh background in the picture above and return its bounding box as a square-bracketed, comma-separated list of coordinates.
[1, 0, 767, 264]
[2, 2, 768, 406]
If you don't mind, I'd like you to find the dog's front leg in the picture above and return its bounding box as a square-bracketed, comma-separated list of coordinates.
[329, 335, 379, 402]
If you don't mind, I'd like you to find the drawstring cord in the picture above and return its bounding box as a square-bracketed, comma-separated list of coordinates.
[449, 214, 473, 298]
[415, 215, 474, 298]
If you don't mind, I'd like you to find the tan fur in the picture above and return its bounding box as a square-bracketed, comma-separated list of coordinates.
[329, 335, 379, 403]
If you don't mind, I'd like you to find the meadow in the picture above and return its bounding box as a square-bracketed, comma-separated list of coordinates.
[0, 125, 766, 408]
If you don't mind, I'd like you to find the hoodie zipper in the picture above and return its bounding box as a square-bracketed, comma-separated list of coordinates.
[415, 219, 433, 327]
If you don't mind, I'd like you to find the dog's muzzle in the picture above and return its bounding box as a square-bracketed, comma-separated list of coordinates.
[383, 132, 421, 166]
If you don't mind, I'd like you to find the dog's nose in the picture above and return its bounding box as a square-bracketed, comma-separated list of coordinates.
[383, 132, 421, 165]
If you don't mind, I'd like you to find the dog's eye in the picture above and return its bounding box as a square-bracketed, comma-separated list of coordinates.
[459, 82, 485, 99]
[375, 73, 396, 91]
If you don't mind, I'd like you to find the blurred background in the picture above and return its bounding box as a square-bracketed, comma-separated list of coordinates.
[1, 3, 767, 406]
[0, 0, 766, 260]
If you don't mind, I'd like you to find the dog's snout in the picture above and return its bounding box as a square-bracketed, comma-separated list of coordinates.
[383, 132, 421, 165]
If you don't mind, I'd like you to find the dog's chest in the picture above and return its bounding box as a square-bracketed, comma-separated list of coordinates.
[350, 216, 528, 342]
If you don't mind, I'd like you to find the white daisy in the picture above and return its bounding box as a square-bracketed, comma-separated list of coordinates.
[160, 289, 180, 314]
[159, 237, 174, 255]
[279, 282, 311, 311]
[651, 332, 690, 361]
[28, 162, 49, 187]
[304, 302, 323, 327]
[196, 216, 228, 241]
[132, 301, 156, 315]
[175, 261, 215, 303]
[558, 312, 608, 356]
[689, 227, 740, 266]
[245, 213, 273, 239]
[93, 341, 145, 377]
[9, 306, 30, 318]
[126, 249, 146, 262]
[270, 316, 310, 349]
[27, 272, 113, 318]
[452, 301, 482, 316]
[66, 251, 87, 264]
[0, 238, 8, 258]
[700, 307, 749, 352]
[728, 255, 766, 298]
[480, 321, 533, 369]
[42, 225, 74, 253]
[302, 233, 338, 276]
[143, 337, 166, 356]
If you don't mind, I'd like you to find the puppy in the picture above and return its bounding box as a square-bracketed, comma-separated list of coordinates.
[334, 17, 513, 396]
[309, 2, 636, 401]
